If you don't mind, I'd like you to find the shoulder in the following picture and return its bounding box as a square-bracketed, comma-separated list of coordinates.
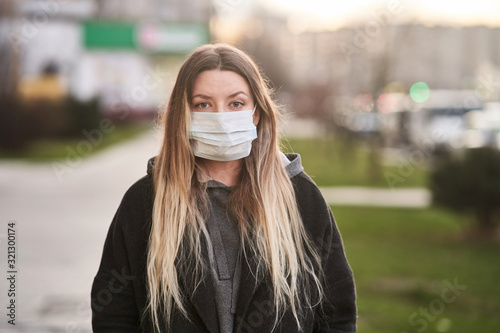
[291, 171, 325, 206]
[121, 174, 154, 205]
[113, 175, 154, 235]
[290, 171, 332, 235]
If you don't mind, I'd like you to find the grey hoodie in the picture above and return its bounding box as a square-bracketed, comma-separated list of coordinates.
[200, 152, 303, 333]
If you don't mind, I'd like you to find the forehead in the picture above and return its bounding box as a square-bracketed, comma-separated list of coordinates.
[191, 70, 251, 97]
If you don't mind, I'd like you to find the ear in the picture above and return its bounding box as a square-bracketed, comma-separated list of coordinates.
[252, 106, 260, 126]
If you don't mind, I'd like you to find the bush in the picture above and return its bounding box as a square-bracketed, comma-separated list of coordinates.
[63, 96, 101, 138]
[429, 147, 500, 234]
[0, 97, 32, 150]
[0, 96, 102, 150]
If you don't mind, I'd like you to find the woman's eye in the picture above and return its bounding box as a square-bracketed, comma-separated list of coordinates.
[197, 102, 209, 109]
[231, 102, 243, 108]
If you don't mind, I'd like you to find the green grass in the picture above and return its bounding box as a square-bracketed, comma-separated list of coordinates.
[0, 122, 152, 162]
[333, 205, 500, 333]
[282, 137, 428, 188]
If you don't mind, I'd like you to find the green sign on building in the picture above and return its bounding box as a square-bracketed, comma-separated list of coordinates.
[83, 21, 136, 49]
[83, 21, 210, 53]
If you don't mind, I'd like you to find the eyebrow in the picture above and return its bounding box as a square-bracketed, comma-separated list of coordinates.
[228, 91, 249, 98]
[191, 91, 249, 100]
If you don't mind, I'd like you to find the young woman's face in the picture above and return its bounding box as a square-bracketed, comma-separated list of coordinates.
[191, 70, 260, 125]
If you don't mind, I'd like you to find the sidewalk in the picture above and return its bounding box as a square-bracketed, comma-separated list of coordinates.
[0, 130, 161, 332]
[0, 129, 428, 331]
[319, 187, 430, 208]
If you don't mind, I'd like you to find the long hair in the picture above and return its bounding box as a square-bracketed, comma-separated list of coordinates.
[144, 43, 324, 332]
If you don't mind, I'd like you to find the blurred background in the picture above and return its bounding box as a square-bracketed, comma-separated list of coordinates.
[1, 0, 499, 332]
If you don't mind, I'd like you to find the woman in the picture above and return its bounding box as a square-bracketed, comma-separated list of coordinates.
[91, 43, 356, 333]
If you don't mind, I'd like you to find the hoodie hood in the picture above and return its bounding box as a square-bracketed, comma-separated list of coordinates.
[146, 152, 303, 179]
[280, 152, 303, 178]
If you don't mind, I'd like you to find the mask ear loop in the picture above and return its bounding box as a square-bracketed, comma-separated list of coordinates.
[252, 104, 257, 116]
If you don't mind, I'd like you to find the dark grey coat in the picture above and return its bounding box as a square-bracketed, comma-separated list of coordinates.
[90, 154, 357, 332]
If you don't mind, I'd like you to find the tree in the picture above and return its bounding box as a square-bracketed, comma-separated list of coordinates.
[0, 0, 19, 98]
[430, 147, 500, 238]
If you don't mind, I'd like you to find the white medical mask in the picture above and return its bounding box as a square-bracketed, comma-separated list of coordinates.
[189, 107, 257, 161]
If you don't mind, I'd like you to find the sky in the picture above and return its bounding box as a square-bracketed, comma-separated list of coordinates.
[258, 0, 500, 30]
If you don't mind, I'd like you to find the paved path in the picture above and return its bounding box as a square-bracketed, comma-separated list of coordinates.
[0, 129, 161, 332]
[0, 129, 428, 331]
[320, 187, 430, 208]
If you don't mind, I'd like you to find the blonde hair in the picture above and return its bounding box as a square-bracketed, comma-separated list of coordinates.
[144, 43, 324, 332]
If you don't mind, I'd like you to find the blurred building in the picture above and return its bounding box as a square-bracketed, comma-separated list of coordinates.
[94, 0, 209, 21]
[3, 0, 212, 115]
[240, 9, 500, 101]
[275, 23, 500, 99]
